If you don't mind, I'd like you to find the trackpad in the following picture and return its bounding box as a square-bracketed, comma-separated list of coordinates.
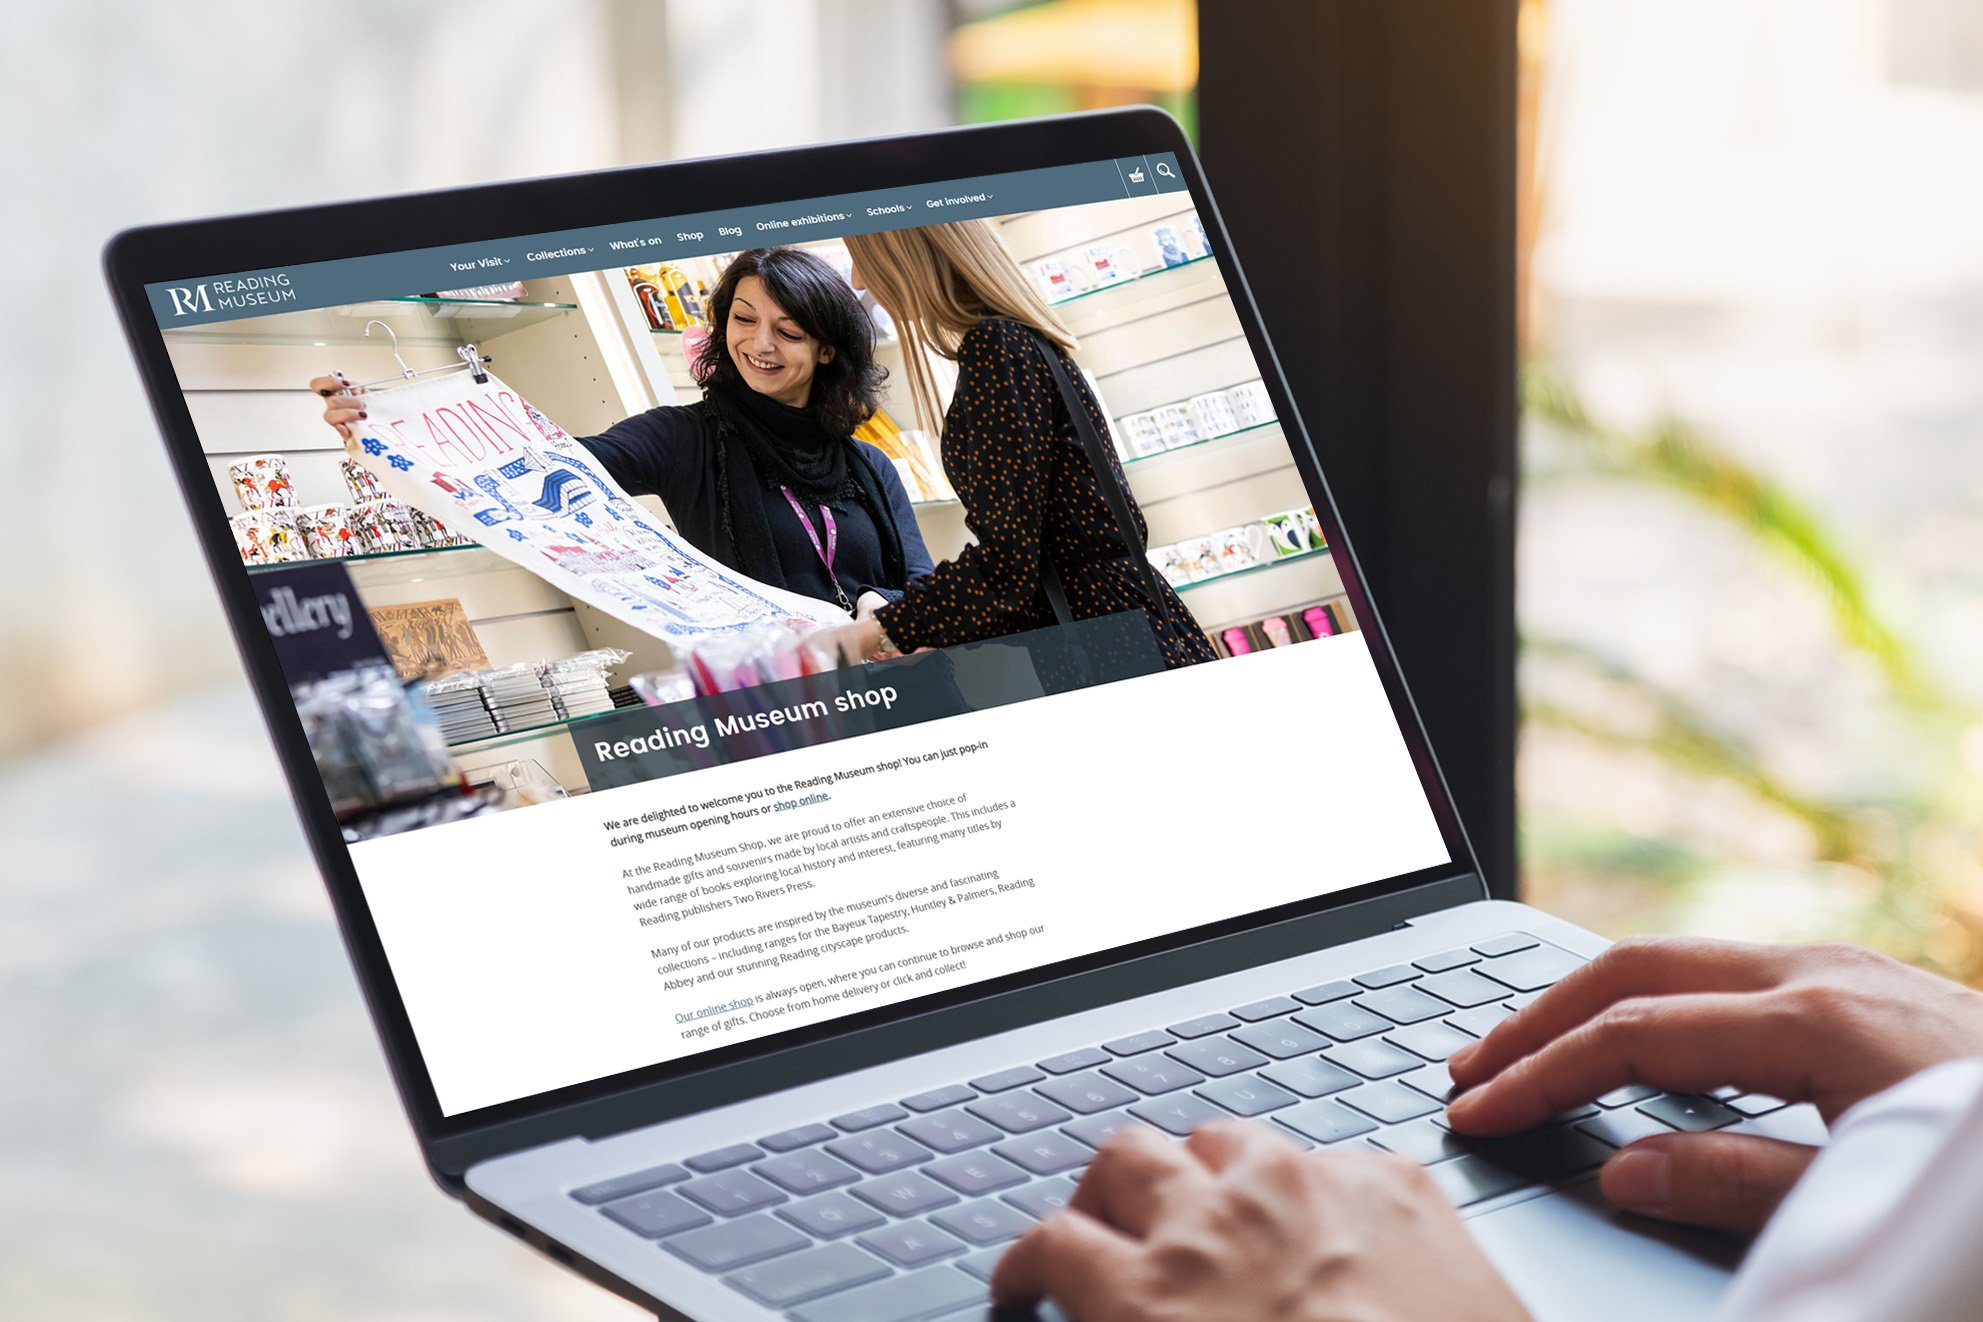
[1470, 1181, 1747, 1322]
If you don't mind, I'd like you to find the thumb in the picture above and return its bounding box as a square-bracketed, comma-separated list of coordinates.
[1600, 1131, 1819, 1233]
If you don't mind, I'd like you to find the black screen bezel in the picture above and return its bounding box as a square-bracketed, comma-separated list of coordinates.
[104, 107, 1483, 1174]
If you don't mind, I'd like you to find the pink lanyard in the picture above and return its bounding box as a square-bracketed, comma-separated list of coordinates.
[781, 486, 850, 609]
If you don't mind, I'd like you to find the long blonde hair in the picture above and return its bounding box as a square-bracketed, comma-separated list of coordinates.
[846, 220, 1075, 435]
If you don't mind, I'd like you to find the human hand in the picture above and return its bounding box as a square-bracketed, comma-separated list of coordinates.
[991, 1121, 1531, 1322]
[823, 617, 884, 664]
[855, 591, 888, 621]
[308, 373, 368, 451]
[1446, 937, 1983, 1231]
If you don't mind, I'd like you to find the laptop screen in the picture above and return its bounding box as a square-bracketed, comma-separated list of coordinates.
[144, 151, 1451, 1118]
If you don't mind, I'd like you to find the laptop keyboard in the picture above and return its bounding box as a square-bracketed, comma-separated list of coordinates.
[566, 933, 1789, 1320]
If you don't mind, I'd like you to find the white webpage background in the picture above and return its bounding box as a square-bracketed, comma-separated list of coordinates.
[352, 635, 1450, 1116]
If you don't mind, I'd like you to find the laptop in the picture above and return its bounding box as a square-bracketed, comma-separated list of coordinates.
[106, 108, 1820, 1321]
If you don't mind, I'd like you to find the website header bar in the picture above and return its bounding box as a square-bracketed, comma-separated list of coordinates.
[144, 153, 1187, 329]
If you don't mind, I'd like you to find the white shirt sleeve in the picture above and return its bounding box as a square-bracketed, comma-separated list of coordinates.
[1714, 1058, 1983, 1322]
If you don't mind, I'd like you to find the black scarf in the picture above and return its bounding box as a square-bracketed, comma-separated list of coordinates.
[703, 385, 908, 595]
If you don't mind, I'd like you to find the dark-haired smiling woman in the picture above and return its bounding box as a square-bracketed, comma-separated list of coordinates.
[314, 246, 932, 617]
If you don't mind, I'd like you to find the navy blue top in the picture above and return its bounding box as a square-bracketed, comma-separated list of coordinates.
[577, 397, 934, 607]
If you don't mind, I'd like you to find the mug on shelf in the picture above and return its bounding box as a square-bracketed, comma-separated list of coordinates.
[1264, 508, 1318, 557]
[295, 503, 354, 559]
[228, 453, 295, 512]
[1226, 380, 1274, 429]
[1150, 223, 1190, 268]
[1083, 243, 1140, 287]
[1212, 524, 1271, 574]
[1173, 535, 1218, 582]
[1188, 390, 1239, 439]
[1147, 544, 1190, 589]
[1033, 257, 1079, 303]
[1152, 403, 1200, 450]
[231, 513, 270, 565]
[1117, 411, 1167, 459]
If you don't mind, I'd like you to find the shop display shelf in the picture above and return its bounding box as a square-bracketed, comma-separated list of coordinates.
[444, 707, 627, 754]
[648, 325, 688, 336]
[1175, 544, 1331, 594]
[1123, 418, 1283, 468]
[244, 542, 517, 585]
[164, 295, 577, 348]
[1044, 253, 1218, 309]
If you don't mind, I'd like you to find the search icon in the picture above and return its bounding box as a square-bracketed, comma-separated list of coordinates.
[1156, 162, 1177, 180]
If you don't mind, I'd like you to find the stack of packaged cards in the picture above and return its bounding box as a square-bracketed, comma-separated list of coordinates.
[422, 672, 497, 745]
[483, 664, 560, 732]
[542, 656, 616, 720]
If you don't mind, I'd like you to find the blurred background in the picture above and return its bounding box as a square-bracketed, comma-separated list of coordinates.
[3, 0, 1980, 1317]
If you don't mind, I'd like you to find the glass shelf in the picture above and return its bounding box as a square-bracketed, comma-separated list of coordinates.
[1122, 418, 1283, 467]
[246, 542, 489, 577]
[648, 325, 689, 336]
[1045, 253, 1218, 309]
[1175, 544, 1331, 593]
[163, 295, 576, 348]
[445, 707, 626, 754]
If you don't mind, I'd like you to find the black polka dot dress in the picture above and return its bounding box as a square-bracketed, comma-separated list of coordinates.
[878, 318, 1216, 669]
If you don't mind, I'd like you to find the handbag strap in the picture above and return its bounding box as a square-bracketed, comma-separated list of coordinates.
[1029, 332, 1167, 625]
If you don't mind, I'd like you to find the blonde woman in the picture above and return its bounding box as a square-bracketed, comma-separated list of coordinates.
[832, 220, 1215, 668]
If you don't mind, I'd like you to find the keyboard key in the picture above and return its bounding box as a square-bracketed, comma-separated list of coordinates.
[1353, 964, 1422, 989]
[777, 1192, 887, 1240]
[1427, 1153, 1532, 1208]
[849, 1172, 958, 1217]
[1353, 986, 1453, 1025]
[898, 1108, 1004, 1154]
[932, 1198, 1035, 1245]
[1339, 1080, 1443, 1124]
[684, 1143, 764, 1173]
[1166, 1037, 1270, 1077]
[1231, 1020, 1330, 1059]
[1478, 945, 1584, 992]
[1231, 995, 1302, 1021]
[1709, 1084, 1742, 1100]
[992, 1130, 1094, 1175]
[824, 1130, 933, 1175]
[1259, 1055, 1360, 1098]
[971, 1066, 1045, 1093]
[1292, 1002, 1390, 1041]
[1445, 1003, 1514, 1038]
[724, 1242, 890, 1309]
[1004, 1175, 1079, 1219]
[1037, 1047, 1111, 1074]
[789, 1264, 983, 1322]
[857, 1220, 967, 1268]
[924, 1151, 1029, 1196]
[1130, 1093, 1231, 1136]
[1577, 1109, 1675, 1149]
[1370, 1118, 1470, 1165]
[1062, 1110, 1147, 1149]
[1035, 1071, 1139, 1114]
[831, 1103, 908, 1132]
[1471, 932, 1539, 958]
[1400, 1061, 1457, 1104]
[1103, 1029, 1174, 1056]
[1597, 1083, 1658, 1108]
[679, 1169, 788, 1217]
[957, 1244, 1008, 1282]
[1101, 1056, 1206, 1096]
[666, 1213, 810, 1271]
[966, 1092, 1073, 1134]
[900, 1084, 976, 1113]
[598, 1188, 712, 1238]
[1277, 1099, 1378, 1145]
[1414, 948, 1482, 973]
[1292, 979, 1360, 1005]
[569, 1163, 688, 1205]
[1727, 1093, 1789, 1117]
[1415, 969, 1514, 1008]
[1386, 1020, 1479, 1062]
[1168, 1012, 1241, 1038]
[1323, 1037, 1423, 1079]
[754, 1149, 862, 1194]
[1505, 989, 1547, 1011]
[759, 1124, 837, 1154]
[1197, 1074, 1300, 1117]
[1638, 1094, 1743, 1132]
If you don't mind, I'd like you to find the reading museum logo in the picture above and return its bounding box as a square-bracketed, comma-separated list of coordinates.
[165, 272, 298, 316]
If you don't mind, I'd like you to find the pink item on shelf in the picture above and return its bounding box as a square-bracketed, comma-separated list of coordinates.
[1262, 616, 1294, 648]
[1304, 607, 1337, 638]
[1222, 627, 1254, 656]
